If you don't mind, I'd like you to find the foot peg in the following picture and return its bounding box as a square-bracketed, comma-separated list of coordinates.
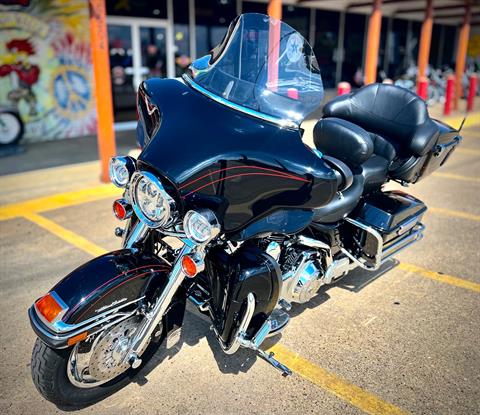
[257, 349, 292, 377]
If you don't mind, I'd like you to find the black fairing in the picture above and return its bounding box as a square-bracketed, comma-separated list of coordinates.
[137, 78, 336, 236]
[52, 250, 172, 324]
[204, 244, 281, 347]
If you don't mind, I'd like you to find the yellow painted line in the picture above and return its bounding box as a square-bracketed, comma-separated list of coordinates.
[456, 148, 480, 157]
[432, 172, 480, 184]
[16, 214, 410, 414]
[0, 184, 121, 221]
[22, 212, 108, 257]
[17, 210, 478, 413]
[443, 113, 480, 129]
[429, 206, 480, 222]
[399, 262, 480, 293]
[266, 344, 409, 415]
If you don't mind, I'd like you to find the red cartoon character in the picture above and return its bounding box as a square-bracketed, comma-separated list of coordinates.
[0, 38, 40, 116]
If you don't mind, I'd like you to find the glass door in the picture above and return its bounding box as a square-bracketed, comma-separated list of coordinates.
[139, 26, 168, 81]
[107, 23, 136, 122]
[107, 17, 173, 124]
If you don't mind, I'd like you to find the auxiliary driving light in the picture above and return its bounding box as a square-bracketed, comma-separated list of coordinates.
[35, 291, 68, 324]
[109, 156, 136, 188]
[183, 209, 220, 243]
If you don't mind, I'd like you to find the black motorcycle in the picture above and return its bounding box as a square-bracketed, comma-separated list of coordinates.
[29, 13, 462, 407]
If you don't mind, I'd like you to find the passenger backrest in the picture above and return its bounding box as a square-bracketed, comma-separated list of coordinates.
[323, 84, 439, 157]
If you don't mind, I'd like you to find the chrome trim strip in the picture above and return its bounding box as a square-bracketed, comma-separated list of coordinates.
[29, 307, 137, 349]
[34, 297, 145, 334]
[182, 74, 299, 130]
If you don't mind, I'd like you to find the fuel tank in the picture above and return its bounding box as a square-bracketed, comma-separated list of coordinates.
[138, 78, 337, 234]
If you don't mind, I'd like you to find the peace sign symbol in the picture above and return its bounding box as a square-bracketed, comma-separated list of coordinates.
[52, 65, 92, 118]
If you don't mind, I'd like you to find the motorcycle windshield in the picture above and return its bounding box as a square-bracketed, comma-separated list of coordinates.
[185, 13, 324, 126]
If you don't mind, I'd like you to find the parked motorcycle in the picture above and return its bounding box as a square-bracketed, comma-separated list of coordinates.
[29, 14, 462, 407]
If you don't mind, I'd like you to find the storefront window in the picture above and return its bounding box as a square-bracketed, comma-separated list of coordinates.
[140, 27, 168, 79]
[441, 25, 456, 68]
[174, 0, 191, 76]
[108, 24, 136, 122]
[242, 1, 267, 14]
[377, 16, 389, 80]
[342, 13, 365, 87]
[195, 0, 236, 58]
[314, 10, 339, 89]
[429, 24, 442, 69]
[282, 5, 310, 40]
[410, 21, 422, 67]
[388, 19, 408, 79]
[106, 0, 168, 19]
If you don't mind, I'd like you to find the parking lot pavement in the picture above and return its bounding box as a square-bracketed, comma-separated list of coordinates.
[0, 125, 479, 415]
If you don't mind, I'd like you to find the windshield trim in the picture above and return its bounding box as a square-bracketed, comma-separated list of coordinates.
[182, 74, 299, 130]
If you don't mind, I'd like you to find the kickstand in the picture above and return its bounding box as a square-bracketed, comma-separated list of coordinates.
[257, 349, 292, 377]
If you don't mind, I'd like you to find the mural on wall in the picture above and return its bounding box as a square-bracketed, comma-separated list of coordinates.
[0, 0, 97, 141]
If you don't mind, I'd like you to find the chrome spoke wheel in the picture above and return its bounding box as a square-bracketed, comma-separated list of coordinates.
[67, 316, 153, 388]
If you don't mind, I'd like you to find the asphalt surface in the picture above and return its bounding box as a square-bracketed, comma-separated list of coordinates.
[0, 123, 479, 415]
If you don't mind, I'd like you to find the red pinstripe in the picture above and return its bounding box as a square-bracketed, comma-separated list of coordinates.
[179, 165, 309, 191]
[182, 172, 311, 199]
[72, 268, 170, 323]
[63, 264, 170, 321]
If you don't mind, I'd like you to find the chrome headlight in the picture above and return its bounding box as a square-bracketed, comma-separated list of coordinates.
[109, 156, 136, 188]
[183, 209, 220, 243]
[131, 171, 175, 228]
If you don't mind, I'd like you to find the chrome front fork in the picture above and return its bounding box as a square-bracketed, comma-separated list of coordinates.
[121, 221, 198, 367]
[122, 221, 292, 376]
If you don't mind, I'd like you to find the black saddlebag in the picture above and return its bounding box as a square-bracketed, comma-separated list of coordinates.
[344, 191, 426, 268]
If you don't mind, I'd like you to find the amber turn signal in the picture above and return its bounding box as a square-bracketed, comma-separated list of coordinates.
[113, 199, 132, 220]
[35, 293, 65, 323]
[181, 255, 198, 278]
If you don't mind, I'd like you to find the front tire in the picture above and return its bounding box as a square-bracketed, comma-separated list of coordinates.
[31, 332, 163, 407]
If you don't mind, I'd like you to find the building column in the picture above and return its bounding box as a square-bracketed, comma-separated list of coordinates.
[268, 0, 282, 20]
[364, 0, 382, 85]
[417, 0, 433, 82]
[267, 0, 282, 90]
[454, 5, 472, 110]
[89, 0, 116, 182]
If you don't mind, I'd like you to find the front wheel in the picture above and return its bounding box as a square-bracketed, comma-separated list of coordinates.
[31, 316, 163, 407]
